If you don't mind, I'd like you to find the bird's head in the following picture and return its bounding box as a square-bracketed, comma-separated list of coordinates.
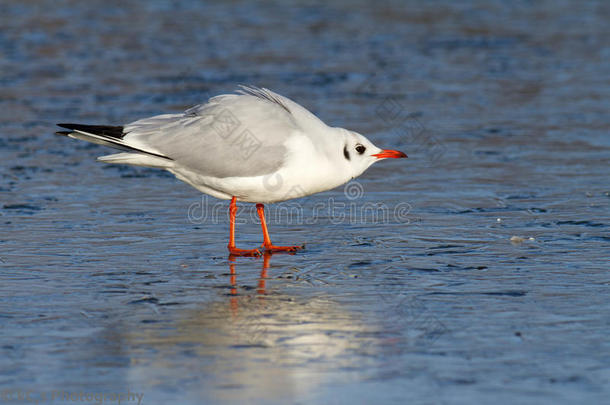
[339, 129, 407, 179]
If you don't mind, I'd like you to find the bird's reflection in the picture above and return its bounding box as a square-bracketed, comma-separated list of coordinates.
[120, 253, 376, 402]
[227, 252, 271, 316]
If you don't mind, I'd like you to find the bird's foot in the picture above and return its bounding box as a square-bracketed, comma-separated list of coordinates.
[262, 244, 305, 254]
[228, 246, 262, 257]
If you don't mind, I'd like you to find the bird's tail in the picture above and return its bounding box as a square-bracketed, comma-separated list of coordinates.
[56, 123, 173, 168]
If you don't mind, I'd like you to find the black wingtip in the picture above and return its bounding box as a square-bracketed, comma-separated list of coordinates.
[54, 124, 173, 161]
[56, 123, 125, 139]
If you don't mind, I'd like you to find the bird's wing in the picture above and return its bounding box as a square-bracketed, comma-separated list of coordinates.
[121, 87, 323, 178]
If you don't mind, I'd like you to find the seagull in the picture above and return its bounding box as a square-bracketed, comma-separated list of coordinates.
[56, 86, 407, 256]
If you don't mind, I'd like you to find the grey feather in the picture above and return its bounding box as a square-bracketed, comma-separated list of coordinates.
[120, 87, 308, 178]
[236, 85, 292, 114]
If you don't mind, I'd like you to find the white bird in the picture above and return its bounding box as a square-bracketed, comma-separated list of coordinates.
[57, 86, 407, 256]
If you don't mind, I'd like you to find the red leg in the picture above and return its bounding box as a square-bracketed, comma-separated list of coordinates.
[227, 197, 261, 257]
[256, 203, 304, 253]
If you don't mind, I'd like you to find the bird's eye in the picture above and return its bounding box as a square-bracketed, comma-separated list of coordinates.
[355, 144, 366, 154]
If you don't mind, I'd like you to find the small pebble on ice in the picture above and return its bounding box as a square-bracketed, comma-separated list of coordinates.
[510, 236, 535, 243]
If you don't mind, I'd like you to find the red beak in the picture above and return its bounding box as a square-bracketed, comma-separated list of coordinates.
[372, 149, 408, 159]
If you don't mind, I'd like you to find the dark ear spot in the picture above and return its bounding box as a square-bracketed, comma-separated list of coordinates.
[343, 145, 350, 160]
